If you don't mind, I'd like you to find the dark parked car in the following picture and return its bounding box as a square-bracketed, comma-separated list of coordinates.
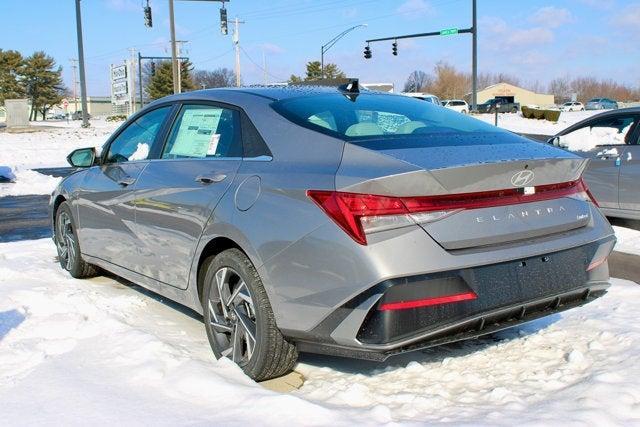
[476, 97, 520, 113]
[585, 98, 618, 110]
[51, 86, 615, 380]
[549, 107, 640, 219]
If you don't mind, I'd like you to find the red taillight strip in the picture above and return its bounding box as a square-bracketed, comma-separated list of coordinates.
[379, 291, 478, 311]
[307, 178, 595, 245]
[401, 179, 590, 212]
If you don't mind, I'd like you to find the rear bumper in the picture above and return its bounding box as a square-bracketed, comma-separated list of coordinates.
[288, 236, 614, 360]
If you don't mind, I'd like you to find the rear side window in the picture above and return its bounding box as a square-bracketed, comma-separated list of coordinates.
[162, 104, 241, 159]
[271, 93, 510, 148]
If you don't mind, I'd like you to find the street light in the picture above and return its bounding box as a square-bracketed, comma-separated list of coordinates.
[321, 24, 367, 79]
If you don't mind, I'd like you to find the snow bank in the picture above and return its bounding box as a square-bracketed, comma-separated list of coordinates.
[0, 167, 60, 196]
[613, 225, 640, 256]
[475, 110, 601, 136]
[1, 239, 640, 425]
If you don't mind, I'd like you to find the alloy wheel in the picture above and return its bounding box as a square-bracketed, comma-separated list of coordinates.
[207, 267, 257, 365]
[56, 211, 76, 270]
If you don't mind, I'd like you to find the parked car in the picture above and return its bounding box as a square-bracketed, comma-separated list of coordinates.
[476, 98, 520, 113]
[52, 86, 615, 381]
[585, 98, 618, 110]
[442, 99, 469, 114]
[401, 92, 442, 105]
[71, 111, 91, 120]
[548, 107, 640, 220]
[560, 101, 585, 112]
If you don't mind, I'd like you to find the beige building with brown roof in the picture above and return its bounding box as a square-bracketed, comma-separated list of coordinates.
[469, 82, 555, 107]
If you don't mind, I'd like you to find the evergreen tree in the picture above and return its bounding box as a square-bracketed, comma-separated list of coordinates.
[288, 61, 345, 83]
[21, 51, 65, 120]
[146, 60, 195, 100]
[0, 49, 25, 103]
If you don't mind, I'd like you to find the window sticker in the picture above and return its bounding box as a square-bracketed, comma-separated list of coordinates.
[169, 108, 222, 157]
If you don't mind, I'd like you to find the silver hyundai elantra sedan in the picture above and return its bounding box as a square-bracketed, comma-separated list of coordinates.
[51, 84, 616, 380]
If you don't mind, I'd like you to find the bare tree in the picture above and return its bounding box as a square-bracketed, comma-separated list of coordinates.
[193, 68, 236, 89]
[549, 76, 572, 103]
[403, 70, 433, 92]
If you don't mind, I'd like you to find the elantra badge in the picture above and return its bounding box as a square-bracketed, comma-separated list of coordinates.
[511, 170, 535, 187]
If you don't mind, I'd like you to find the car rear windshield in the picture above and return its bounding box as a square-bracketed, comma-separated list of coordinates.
[271, 93, 515, 148]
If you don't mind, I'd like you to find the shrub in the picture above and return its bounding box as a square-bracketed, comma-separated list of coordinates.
[106, 115, 127, 122]
[544, 110, 561, 122]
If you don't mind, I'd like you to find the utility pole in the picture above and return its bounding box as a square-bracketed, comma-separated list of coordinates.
[233, 18, 245, 87]
[74, 0, 90, 127]
[166, 0, 230, 94]
[168, 0, 180, 94]
[69, 59, 79, 113]
[471, 0, 477, 111]
[175, 41, 188, 93]
[129, 47, 137, 113]
[262, 49, 267, 85]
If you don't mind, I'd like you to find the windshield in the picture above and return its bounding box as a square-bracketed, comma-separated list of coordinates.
[271, 93, 509, 147]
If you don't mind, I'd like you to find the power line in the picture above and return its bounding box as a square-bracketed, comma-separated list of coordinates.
[239, 45, 286, 82]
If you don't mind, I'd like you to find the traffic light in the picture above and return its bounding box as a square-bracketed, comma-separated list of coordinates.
[392, 41, 398, 56]
[143, 1, 152, 28]
[150, 61, 156, 76]
[364, 44, 372, 59]
[220, 7, 228, 35]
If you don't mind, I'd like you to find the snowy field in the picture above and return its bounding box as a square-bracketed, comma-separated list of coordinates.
[1, 238, 640, 425]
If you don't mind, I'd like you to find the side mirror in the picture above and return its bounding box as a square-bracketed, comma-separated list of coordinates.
[548, 136, 559, 146]
[67, 147, 97, 168]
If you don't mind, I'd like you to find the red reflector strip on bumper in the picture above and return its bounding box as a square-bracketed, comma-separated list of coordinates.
[378, 291, 478, 311]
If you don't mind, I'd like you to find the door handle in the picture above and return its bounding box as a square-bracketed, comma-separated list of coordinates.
[596, 148, 619, 159]
[195, 174, 227, 184]
[117, 176, 136, 186]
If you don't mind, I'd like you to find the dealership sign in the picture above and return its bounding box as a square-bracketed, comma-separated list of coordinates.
[111, 62, 132, 106]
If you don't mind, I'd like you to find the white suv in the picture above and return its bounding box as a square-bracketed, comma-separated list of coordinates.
[442, 99, 469, 114]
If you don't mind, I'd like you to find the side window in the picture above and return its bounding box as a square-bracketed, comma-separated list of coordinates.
[241, 113, 272, 158]
[162, 104, 241, 159]
[558, 116, 637, 151]
[106, 106, 171, 163]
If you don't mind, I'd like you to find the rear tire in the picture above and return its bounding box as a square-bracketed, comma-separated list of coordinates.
[202, 248, 298, 381]
[54, 202, 98, 278]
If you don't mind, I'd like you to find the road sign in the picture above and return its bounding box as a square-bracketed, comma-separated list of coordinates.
[440, 28, 459, 36]
[62, 99, 69, 108]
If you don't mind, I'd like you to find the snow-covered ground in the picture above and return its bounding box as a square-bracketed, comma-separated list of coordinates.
[0, 119, 118, 196]
[613, 225, 640, 256]
[1, 238, 639, 425]
[475, 110, 600, 136]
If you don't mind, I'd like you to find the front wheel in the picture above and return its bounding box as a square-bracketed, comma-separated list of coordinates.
[202, 248, 297, 381]
[55, 202, 97, 278]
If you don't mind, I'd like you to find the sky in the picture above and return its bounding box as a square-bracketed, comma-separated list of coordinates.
[1, 0, 639, 96]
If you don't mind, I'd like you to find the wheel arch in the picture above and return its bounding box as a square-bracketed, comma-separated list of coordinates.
[195, 236, 246, 305]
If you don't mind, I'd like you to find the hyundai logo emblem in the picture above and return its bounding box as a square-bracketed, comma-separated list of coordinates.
[511, 170, 535, 187]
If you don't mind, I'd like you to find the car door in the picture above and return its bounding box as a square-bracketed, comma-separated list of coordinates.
[133, 103, 243, 288]
[618, 116, 640, 212]
[75, 105, 173, 268]
[557, 114, 637, 209]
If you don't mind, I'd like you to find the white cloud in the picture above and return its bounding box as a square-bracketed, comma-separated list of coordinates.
[577, 0, 616, 10]
[506, 27, 554, 47]
[396, 0, 434, 19]
[529, 6, 574, 28]
[261, 43, 285, 55]
[105, 0, 138, 12]
[610, 2, 640, 28]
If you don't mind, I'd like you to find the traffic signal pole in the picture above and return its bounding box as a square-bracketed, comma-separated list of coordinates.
[364, 0, 478, 111]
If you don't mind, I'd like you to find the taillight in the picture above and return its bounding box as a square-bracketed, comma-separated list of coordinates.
[307, 178, 596, 245]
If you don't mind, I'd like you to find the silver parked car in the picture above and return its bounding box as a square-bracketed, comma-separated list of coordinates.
[549, 107, 640, 220]
[52, 85, 615, 380]
[585, 98, 618, 110]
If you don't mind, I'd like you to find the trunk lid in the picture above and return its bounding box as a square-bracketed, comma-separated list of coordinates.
[336, 135, 592, 249]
